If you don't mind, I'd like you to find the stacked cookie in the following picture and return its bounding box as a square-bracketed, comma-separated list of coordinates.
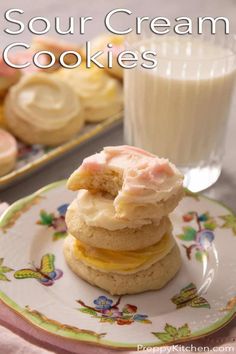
[64, 145, 184, 295]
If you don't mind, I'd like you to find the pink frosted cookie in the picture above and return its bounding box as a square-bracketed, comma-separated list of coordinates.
[9, 50, 59, 74]
[32, 36, 81, 65]
[0, 57, 21, 97]
[0, 129, 17, 176]
[67, 145, 184, 221]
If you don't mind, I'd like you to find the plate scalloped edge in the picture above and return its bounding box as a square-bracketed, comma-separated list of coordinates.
[0, 181, 235, 350]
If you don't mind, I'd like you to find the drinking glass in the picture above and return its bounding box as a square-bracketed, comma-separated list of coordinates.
[124, 34, 236, 192]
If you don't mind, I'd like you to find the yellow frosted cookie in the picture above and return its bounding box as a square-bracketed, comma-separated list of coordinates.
[82, 34, 124, 80]
[55, 64, 123, 122]
[64, 234, 181, 295]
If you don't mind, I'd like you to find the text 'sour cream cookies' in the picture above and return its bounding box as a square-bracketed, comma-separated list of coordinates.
[4, 73, 85, 146]
[64, 145, 184, 295]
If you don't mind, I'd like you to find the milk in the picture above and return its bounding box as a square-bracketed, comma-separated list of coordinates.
[124, 37, 236, 167]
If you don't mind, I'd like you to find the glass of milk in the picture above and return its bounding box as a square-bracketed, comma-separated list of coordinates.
[124, 35, 236, 192]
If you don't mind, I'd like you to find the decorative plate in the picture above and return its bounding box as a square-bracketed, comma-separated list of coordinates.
[0, 113, 122, 190]
[0, 181, 235, 350]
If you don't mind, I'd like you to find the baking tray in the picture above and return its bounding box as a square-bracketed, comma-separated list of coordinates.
[0, 112, 122, 190]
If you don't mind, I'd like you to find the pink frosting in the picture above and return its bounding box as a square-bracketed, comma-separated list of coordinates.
[11, 51, 50, 74]
[78, 145, 183, 204]
[81, 145, 173, 176]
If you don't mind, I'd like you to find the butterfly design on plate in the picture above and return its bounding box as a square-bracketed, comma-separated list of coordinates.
[14, 254, 63, 286]
[171, 283, 210, 309]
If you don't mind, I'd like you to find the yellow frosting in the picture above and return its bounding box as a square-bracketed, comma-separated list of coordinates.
[74, 189, 158, 230]
[55, 64, 123, 120]
[73, 232, 175, 274]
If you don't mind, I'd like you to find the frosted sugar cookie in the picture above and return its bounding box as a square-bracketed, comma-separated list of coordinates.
[4, 73, 85, 146]
[66, 196, 172, 251]
[67, 145, 184, 220]
[83, 34, 124, 80]
[64, 234, 181, 295]
[55, 64, 123, 122]
[65, 145, 183, 294]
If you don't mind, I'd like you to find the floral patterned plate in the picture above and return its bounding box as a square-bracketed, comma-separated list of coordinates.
[0, 181, 235, 350]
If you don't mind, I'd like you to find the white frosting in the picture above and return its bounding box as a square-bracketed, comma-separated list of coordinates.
[79, 145, 183, 206]
[75, 189, 157, 230]
[8, 73, 82, 130]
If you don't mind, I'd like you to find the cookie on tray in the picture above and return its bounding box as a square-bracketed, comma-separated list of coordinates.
[55, 64, 123, 122]
[4, 73, 85, 146]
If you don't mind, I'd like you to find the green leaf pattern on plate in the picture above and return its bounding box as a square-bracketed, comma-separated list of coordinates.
[220, 214, 236, 235]
[78, 295, 152, 326]
[37, 204, 69, 241]
[0, 258, 14, 282]
[152, 323, 191, 342]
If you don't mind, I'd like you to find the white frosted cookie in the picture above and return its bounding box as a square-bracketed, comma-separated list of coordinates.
[55, 64, 123, 122]
[67, 145, 184, 220]
[0, 57, 21, 97]
[82, 34, 124, 80]
[66, 198, 172, 251]
[64, 234, 181, 295]
[0, 129, 17, 176]
[4, 73, 85, 146]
